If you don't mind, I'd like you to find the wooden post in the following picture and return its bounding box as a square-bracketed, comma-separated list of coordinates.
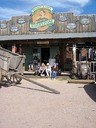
[59, 43, 66, 70]
[73, 44, 76, 66]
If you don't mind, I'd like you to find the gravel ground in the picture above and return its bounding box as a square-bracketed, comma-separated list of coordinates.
[0, 78, 96, 128]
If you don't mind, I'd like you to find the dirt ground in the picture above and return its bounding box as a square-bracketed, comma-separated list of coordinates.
[0, 77, 96, 128]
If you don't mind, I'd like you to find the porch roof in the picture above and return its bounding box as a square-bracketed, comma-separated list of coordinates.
[0, 32, 96, 41]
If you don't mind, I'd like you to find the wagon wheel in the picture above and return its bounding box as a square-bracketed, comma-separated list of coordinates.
[6, 74, 22, 84]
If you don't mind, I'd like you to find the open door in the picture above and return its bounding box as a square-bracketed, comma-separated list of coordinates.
[41, 48, 50, 64]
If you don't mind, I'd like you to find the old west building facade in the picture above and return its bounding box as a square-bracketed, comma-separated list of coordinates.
[0, 5, 96, 70]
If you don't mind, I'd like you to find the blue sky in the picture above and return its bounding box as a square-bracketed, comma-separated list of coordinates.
[0, 0, 96, 20]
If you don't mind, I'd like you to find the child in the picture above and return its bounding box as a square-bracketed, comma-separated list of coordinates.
[51, 63, 58, 80]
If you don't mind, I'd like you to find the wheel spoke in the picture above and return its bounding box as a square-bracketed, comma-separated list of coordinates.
[6, 74, 22, 84]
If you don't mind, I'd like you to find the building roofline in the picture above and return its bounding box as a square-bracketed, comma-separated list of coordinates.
[0, 32, 96, 41]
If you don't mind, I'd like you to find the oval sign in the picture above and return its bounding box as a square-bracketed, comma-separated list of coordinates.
[67, 23, 76, 29]
[10, 26, 19, 32]
[0, 23, 7, 29]
[17, 18, 26, 24]
[58, 15, 68, 22]
[80, 18, 90, 25]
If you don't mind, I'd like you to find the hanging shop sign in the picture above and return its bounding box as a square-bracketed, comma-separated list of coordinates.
[67, 23, 76, 29]
[37, 41, 49, 44]
[0, 23, 7, 29]
[80, 18, 90, 25]
[17, 18, 26, 24]
[30, 5, 55, 31]
[10, 26, 19, 32]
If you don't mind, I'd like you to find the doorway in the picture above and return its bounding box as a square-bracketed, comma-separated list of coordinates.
[41, 48, 50, 64]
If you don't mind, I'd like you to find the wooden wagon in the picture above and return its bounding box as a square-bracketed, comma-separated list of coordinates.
[0, 47, 25, 84]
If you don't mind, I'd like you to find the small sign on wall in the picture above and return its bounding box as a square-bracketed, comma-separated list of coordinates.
[17, 18, 26, 24]
[0, 23, 7, 29]
[10, 26, 19, 32]
[80, 18, 90, 25]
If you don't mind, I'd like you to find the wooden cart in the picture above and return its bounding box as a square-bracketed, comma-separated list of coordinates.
[0, 47, 25, 84]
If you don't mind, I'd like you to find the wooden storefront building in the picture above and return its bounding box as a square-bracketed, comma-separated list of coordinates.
[0, 5, 96, 71]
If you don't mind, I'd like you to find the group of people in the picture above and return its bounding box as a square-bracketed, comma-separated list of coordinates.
[34, 62, 59, 80]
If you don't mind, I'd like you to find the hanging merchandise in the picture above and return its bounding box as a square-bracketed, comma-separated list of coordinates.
[81, 48, 87, 61]
[88, 47, 94, 61]
[12, 44, 17, 53]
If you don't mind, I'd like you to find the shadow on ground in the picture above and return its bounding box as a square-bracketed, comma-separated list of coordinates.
[0, 80, 11, 88]
[14, 85, 56, 94]
[0, 79, 60, 95]
[84, 84, 96, 102]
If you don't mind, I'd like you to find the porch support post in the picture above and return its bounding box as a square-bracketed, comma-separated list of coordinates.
[60, 43, 66, 70]
[73, 43, 76, 66]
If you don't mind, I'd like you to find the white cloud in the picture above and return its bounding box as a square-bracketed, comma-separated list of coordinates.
[28, 0, 91, 14]
[0, 0, 91, 20]
[68, 7, 83, 15]
[17, 0, 91, 8]
[66, 0, 91, 7]
[0, 7, 29, 20]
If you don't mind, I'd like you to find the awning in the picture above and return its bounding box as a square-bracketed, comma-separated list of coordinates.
[0, 32, 96, 41]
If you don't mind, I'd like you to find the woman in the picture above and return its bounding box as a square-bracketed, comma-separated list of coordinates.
[46, 63, 51, 77]
[40, 63, 47, 76]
